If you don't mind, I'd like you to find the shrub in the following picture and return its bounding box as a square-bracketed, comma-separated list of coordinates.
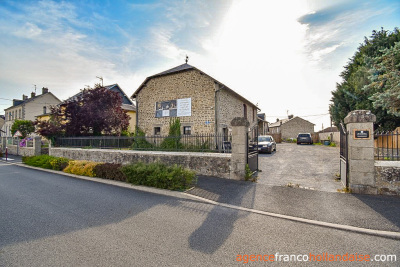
[63, 160, 99, 177]
[132, 127, 154, 150]
[121, 162, 195, 190]
[22, 155, 58, 169]
[49, 157, 70, 171]
[160, 118, 184, 150]
[94, 163, 127, 181]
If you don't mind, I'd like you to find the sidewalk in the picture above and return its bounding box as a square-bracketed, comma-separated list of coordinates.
[186, 176, 400, 232]
[0, 154, 23, 164]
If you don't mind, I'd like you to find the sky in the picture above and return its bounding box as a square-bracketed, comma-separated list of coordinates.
[0, 0, 399, 131]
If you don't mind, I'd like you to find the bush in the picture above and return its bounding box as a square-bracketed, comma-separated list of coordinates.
[22, 155, 58, 169]
[132, 127, 154, 150]
[121, 162, 195, 190]
[94, 163, 127, 181]
[63, 160, 99, 177]
[49, 157, 70, 171]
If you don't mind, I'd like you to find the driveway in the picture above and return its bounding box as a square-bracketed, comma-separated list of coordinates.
[257, 143, 342, 192]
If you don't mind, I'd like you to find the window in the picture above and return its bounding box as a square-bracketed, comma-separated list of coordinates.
[43, 106, 47, 114]
[154, 127, 161, 135]
[243, 104, 247, 118]
[19, 109, 21, 118]
[183, 126, 191, 135]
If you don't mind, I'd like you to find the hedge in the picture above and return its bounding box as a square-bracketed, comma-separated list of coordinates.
[121, 162, 195, 191]
[23, 156, 196, 191]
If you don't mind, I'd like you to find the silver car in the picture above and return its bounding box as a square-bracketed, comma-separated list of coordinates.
[257, 135, 276, 154]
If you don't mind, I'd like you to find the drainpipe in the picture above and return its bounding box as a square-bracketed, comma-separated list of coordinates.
[135, 98, 139, 134]
[214, 83, 224, 137]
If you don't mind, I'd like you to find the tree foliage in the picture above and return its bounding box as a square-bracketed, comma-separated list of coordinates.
[11, 120, 34, 138]
[36, 85, 130, 138]
[330, 28, 400, 131]
[366, 42, 400, 117]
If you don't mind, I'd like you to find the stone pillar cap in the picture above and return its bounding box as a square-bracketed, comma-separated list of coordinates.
[231, 117, 250, 127]
[344, 110, 376, 124]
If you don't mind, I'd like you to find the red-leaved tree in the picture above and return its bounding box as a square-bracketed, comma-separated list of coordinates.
[36, 86, 130, 138]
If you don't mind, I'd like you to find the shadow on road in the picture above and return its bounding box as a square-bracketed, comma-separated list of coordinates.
[0, 165, 190, 248]
[353, 193, 400, 230]
[188, 176, 256, 254]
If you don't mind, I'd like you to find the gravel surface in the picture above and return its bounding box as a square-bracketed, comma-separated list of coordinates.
[258, 143, 342, 192]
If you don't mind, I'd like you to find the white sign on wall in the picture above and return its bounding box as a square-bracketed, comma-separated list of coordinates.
[155, 98, 191, 118]
[177, 98, 191, 117]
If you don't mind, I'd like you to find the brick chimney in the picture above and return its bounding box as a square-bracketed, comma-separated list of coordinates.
[42, 87, 49, 94]
[288, 114, 294, 119]
[23, 94, 28, 100]
[31, 92, 36, 98]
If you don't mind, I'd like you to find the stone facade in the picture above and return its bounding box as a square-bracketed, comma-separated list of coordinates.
[344, 111, 376, 194]
[50, 148, 231, 179]
[133, 64, 258, 136]
[375, 161, 400, 196]
[270, 116, 315, 140]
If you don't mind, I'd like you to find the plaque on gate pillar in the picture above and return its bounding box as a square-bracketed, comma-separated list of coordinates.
[353, 129, 370, 139]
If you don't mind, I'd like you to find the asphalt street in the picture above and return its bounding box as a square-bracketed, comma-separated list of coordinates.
[0, 162, 399, 266]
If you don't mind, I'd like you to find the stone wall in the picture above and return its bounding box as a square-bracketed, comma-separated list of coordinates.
[319, 132, 340, 143]
[280, 117, 315, 140]
[50, 148, 231, 179]
[5, 145, 35, 157]
[137, 70, 216, 135]
[136, 69, 258, 136]
[216, 88, 258, 134]
[375, 161, 400, 196]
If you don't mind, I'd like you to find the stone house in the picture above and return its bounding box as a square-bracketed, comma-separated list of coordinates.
[257, 113, 269, 135]
[2, 88, 61, 137]
[131, 63, 259, 137]
[269, 115, 315, 140]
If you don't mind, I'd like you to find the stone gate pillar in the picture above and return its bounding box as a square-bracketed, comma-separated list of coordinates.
[33, 136, 42, 156]
[344, 110, 376, 194]
[230, 117, 249, 180]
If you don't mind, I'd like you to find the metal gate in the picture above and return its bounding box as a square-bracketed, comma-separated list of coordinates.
[339, 123, 348, 187]
[247, 125, 259, 173]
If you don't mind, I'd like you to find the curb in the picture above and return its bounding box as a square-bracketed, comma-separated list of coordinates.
[5, 161, 400, 240]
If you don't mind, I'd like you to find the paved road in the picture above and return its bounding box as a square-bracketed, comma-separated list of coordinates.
[258, 143, 342, 192]
[1, 163, 399, 266]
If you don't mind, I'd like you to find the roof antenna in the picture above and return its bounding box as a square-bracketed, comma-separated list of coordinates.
[96, 76, 103, 87]
[185, 55, 189, 64]
[33, 84, 36, 93]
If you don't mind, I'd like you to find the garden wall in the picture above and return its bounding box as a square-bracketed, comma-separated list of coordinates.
[50, 147, 231, 179]
[374, 161, 400, 196]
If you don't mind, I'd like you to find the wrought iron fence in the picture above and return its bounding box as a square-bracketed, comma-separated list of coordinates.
[374, 130, 399, 161]
[53, 133, 232, 153]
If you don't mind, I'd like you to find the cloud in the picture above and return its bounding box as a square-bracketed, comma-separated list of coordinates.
[299, 0, 398, 65]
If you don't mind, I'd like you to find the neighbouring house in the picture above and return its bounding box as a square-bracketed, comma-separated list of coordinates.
[131, 63, 259, 137]
[257, 113, 269, 135]
[269, 115, 315, 140]
[0, 115, 5, 136]
[63, 84, 136, 133]
[318, 126, 340, 143]
[2, 88, 61, 137]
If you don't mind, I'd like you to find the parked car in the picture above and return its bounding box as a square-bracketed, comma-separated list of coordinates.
[297, 133, 313, 145]
[257, 135, 276, 154]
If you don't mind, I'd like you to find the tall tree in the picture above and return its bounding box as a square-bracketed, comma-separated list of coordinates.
[365, 41, 400, 117]
[36, 85, 130, 137]
[330, 28, 400, 130]
[11, 120, 34, 138]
